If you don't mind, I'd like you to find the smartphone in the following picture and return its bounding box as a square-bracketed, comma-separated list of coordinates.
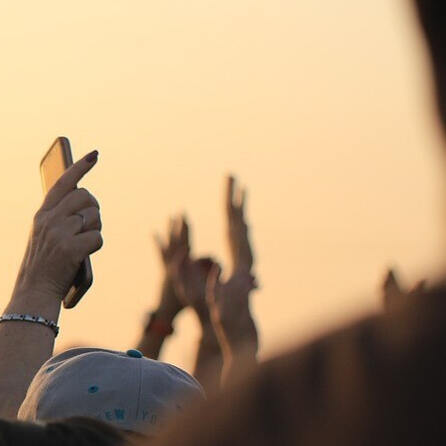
[40, 137, 93, 308]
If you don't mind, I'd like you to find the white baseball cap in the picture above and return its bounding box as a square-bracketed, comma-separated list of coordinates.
[18, 348, 205, 435]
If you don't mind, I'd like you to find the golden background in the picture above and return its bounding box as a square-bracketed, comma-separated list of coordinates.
[0, 0, 444, 371]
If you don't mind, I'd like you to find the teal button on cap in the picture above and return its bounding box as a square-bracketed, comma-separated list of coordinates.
[126, 349, 143, 358]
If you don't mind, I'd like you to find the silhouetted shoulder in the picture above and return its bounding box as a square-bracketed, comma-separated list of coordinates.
[151, 285, 446, 446]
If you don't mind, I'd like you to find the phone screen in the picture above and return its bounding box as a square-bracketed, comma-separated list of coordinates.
[40, 138, 72, 192]
[40, 137, 92, 308]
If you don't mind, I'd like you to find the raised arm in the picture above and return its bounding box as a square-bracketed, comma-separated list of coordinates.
[226, 176, 253, 274]
[136, 217, 188, 359]
[206, 264, 258, 385]
[165, 217, 224, 395]
[205, 176, 259, 385]
[0, 150, 102, 419]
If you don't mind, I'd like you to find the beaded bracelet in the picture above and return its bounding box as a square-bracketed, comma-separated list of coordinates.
[0, 314, 59, 337]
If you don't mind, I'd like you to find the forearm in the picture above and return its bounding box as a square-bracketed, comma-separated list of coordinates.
[136, 328, 165, 360]
[216, 309, 259, 387]
[0, 290, 61, 419]
[221, 340, 258, 386]
[136, 278, 177, 360]
[193, 323, 223, 396]
[136, 309, 174, 360]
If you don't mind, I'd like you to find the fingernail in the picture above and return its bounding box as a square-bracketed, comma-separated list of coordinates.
[86, 150, 99, 163]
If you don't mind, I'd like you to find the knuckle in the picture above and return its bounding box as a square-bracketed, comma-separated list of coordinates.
[92, 207, 101, 219]
[33, 209, 46, 227]
[83, 230, 103, 252]
[93, 232, 104, 250]
[46, 225, 61, 243]
[79, 188, 99, 208]
[89, 208, 102, 230]
[76, 188, 90, 202]
[90, 194, 100, 209]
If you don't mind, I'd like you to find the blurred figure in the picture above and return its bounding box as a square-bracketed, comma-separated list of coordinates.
[415, 1, 446, 132]
[149, 283, 446, 446]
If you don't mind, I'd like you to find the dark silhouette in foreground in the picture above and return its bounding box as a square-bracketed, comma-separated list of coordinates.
[134, 2, 446, 445]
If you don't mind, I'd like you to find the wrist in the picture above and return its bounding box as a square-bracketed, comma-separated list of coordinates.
[197, 326, 222, 360]
[156, 278, 183, 323]
[154, 304, 178, 325]
[143, 310, 174, 339]
[7, 289, 62, 323]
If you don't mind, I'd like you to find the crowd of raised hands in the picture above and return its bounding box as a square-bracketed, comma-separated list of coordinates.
[0, 146, 442, 446]
[1, 2, 446, 444]
[137, 176, 258, 393]
[0, 146, 431, 425]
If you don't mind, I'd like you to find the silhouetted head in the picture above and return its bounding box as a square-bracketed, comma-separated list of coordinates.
[415, 1, 446, 133]
[0, 417, 125, 446]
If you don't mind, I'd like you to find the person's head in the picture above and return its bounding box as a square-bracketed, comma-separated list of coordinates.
[414, 1, 446, 133]
[0, 417, 125, 446]
[17, 348, 205, 437]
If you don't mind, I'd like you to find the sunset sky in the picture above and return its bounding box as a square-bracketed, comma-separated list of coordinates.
[0, 0, 445, 372]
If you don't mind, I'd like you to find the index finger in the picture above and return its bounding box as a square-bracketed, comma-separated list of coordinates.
[41, 150, 99, 210]
[226, 175, 235, 216]
[179, 215, 190, 249]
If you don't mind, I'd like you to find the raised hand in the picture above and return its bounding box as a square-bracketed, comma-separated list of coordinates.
[172, 256, 216, 324]
[153, 216, 190, 319]
[13, 150, 102, 301]
[226, 176, 253, 274]
[155, 216, 190, 272]
[382, 268, 426, 310]
[136, 217, 191, 360]
[163, 223, 224, 393]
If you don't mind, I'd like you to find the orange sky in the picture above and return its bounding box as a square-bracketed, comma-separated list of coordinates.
[0, 0, 445, 371]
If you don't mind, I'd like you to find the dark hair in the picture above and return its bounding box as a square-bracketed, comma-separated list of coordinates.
[0, 417, 125, 446]
[414, 0, 446, 132]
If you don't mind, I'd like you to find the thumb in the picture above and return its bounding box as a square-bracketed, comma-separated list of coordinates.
[410, 279, 426, 295]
